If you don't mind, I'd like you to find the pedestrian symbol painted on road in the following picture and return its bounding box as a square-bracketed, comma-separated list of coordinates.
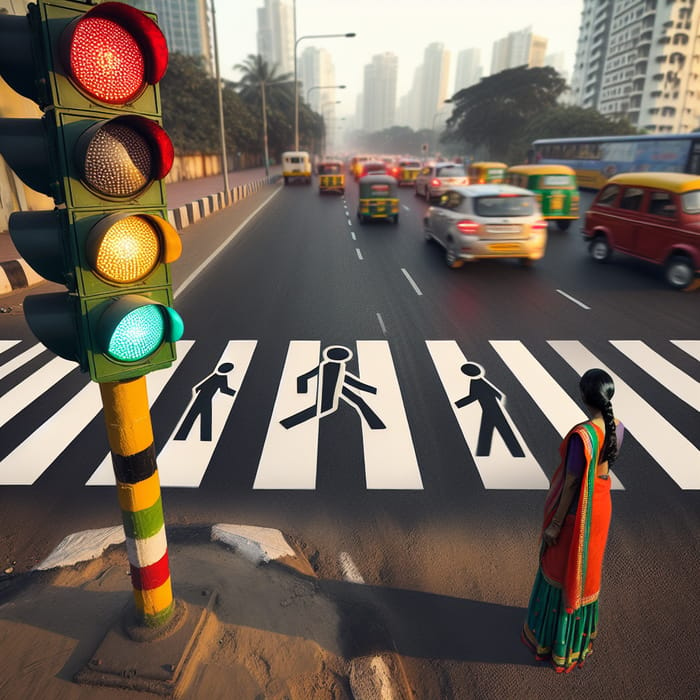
[454, 362, 525, 458]
[426, 341, 549, 489]
[175, 362, 237, 441]
[280, 345, 386, 430]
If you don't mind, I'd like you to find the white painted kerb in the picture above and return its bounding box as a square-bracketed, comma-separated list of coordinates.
[211, 524, 295, 564]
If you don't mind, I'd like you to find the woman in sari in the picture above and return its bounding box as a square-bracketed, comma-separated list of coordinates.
[522, 368, 624, 673]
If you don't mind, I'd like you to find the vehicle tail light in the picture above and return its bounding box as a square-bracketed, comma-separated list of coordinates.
[532, 219, 548, 231]
[431, 178, 441, 187]
[456, 220, 479, 234]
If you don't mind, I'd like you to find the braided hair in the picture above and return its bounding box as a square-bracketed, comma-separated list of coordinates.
[579, 368, 618, 465]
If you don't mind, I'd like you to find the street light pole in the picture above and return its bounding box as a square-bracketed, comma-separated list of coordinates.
[210, 0, 230, 197]
[292, 18, 355, 151]
[306, 84, 346, 108]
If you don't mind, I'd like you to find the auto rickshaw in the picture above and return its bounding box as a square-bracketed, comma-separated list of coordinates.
[317, 160, 345, 194]
[393, 159, 421, 186]
[505, 164, 580, 230]
[357, 174, 399, 224]
[468, 161, 507, 184]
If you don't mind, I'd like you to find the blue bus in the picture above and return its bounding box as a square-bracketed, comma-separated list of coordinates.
[531, 134, 700, 189]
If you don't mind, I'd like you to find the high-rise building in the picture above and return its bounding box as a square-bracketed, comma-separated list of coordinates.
[128, 0, 212, 74]
[491, 26, 547, 75]
[257, 0, 294, 76]
[299, 47, 336, 112]
[570, 0, 700, 133]
[418, 43, 450, 130]
[361, 52, 398, 132]
[454, 48, 483, 93]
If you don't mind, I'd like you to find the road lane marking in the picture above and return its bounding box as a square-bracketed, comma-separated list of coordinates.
[401, 268, 423, 296]
[490, 340, 624, 489]
[175, 186, 282, 298]
[556, 289, 590, 310]
[339, 552, 365, 583]
[351, 231, 356, 240]
[672, 340, 700, 362]
[376, 312, 387, 336]
[254, 341, 321, 489]
[427, 340, 549, 489]
[356, 341, 423, 489]
[610, 340, 699, 410]
[550, 340, 700, 489]
[0, 340, 19, 356]
[0, 342, 43, 381]
[356, 248, 364, 260]
[402, 204, 410, 211]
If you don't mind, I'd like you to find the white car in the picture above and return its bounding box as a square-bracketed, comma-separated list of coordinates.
[424, 185, 548, 268]
[415, 162, 469, 201]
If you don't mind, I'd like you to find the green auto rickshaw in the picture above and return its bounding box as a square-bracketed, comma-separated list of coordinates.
[357, 174, 399, 224]
[505, 164, 580, 230]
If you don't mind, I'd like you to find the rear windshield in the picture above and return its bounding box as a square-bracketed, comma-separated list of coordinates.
[542, 175, 573, 188]
[474, 195, 536, 217]
[365, 163, 385, 171]
[287, 156, 305, 164]
[400, 161, 420, 168]
[370, 184, 390, 194]
[436, 165, 466, 177]
[681, 190, 700, 214]
[319, 164, 341, 174]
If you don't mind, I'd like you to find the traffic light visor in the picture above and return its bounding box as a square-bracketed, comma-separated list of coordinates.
[60, 2, 168, 105]
[76, 115, 174, 198]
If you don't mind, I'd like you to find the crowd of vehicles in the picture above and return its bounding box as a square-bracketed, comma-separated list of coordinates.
[284, 146, 698, 289]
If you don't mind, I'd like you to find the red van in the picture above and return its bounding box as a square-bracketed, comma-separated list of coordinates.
[583, 172, 700, 289]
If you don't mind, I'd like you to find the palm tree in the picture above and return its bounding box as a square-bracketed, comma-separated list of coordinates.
[233, 54, 292, 175]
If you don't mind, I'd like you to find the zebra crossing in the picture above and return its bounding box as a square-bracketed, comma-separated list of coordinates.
[0, 338, 697, 490]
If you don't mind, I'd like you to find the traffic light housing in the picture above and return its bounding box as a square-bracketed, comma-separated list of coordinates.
[0, 0, 183, 382]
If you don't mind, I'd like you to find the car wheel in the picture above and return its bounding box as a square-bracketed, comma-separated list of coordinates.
[414, 186, 420, 197]
[445, 246, 463, 269]
[392, 214, 399, 224]
[556, 220, 571, 231]
[520, 258, 535, 267]
[425, 187, 432, 202]
[665, 255, 694, 289]
[284, 176, 288, 185]
[589, 235, 611, 262]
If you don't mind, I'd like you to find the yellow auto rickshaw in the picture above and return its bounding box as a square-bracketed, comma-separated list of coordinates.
[394, 158, 422, 186]
[357, 174, 399, 224]
[505, 164, 580, 230]
[468, 161, 507, 184]
[317, 160, 345, 194]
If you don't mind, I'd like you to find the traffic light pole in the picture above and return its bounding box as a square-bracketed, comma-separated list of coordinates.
[100, 376, 174, 628]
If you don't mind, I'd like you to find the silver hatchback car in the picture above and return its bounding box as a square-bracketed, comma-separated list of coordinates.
[415, 162, 469, 201]
[424, 185, 548, 268]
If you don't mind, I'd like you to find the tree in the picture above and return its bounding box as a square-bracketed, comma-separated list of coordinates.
[444, 65, 568, 162]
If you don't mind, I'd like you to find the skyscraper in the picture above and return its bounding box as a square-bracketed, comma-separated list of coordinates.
[418, 43, 450, 131]
[570, 0, 700, 132]
[257, 0, 294, 76]
[454, 49, 483, 93]
[361, 52, 398, 132]
[299, 47, 336, 112]
[491, 27, 547, 75]
[128, 0, 212, 74]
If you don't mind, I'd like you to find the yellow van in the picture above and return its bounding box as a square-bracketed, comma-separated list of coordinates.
[282, 151, 311, 185]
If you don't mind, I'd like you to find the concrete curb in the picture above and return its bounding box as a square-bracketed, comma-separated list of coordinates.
[0, 174, 280, 295]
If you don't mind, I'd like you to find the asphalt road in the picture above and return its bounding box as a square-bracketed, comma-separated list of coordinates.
[1, 179, 698, 698]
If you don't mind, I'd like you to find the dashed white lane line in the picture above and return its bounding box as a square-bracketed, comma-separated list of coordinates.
[351, 231, 357, 240]
[556, 289, 590, 310]
[402, 204, 410, 211]
[376, 312, 387, 336]
[356, 248, 364, 261]
[401, 268, 423, 296]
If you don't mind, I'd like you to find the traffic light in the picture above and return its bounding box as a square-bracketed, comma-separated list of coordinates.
[0, 0, 183, 382]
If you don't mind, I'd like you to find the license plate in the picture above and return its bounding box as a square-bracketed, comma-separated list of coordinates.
[489, 243, 521, 251]
[550, 195, 564, 209]
[486, 226, 520, 234]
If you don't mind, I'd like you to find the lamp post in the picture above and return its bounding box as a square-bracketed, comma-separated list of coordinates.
[210, 0, 230, 198]
[306, 84, 346, 109]
[292, 1, 355, 151]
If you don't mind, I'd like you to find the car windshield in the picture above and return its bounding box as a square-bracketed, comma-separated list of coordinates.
[319, 164, 340, 174]
[370, 184, 390, 195]
[681, 190, 700, 214]
[474, 195, 536, 217]
[437, 165, 466, 177]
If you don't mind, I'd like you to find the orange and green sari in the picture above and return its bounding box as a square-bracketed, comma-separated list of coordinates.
[522, 422, 612, 673]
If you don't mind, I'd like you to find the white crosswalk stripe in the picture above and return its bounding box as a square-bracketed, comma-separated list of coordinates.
[0, 338, 697, 490]
[489, 340, 624, 490]
[427, 340, 549, 489]
[550, 340, 700, 490]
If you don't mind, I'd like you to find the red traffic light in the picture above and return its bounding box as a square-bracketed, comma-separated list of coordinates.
[75, 115, 174, 198]
[60, 1, 168, 105]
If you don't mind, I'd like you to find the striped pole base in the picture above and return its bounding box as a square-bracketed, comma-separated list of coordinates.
[100, 377, 174, 628]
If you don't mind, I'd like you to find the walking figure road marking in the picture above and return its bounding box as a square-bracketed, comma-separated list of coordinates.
[454, 362, 525, 457]
[174, 362, 237, 441]
[280, 345, 386, 430]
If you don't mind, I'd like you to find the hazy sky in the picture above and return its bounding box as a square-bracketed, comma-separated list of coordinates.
[215, 0, 584, 119]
